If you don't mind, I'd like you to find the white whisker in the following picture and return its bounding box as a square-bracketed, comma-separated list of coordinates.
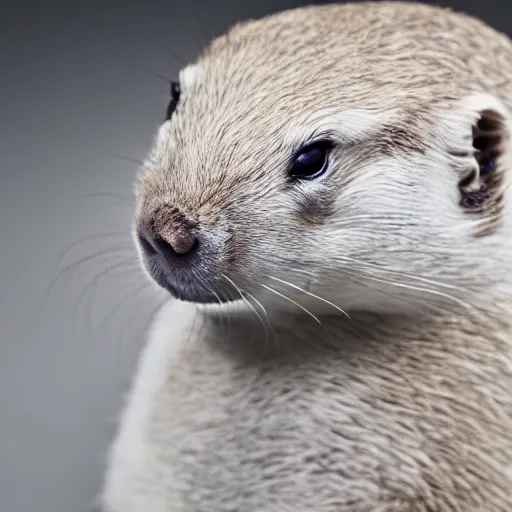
[358, 273, 473, 311]
[221, 274, 279, 350]
[212, 291, 232, 335]
[242, 290, 278, 339]
[267, 275, 350, 319]
[221, 274, 265, 328]
[336, 254, 466, 292]
[261, 284, 322, 324]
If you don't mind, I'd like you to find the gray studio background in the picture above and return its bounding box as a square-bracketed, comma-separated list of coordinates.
[0, 1, 509, 511]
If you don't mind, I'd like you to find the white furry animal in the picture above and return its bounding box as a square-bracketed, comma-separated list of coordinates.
[102, 2, 512, 511]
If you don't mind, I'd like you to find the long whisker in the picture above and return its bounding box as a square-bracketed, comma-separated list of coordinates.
[351, 273, 458, 317]
[97, 281, 150, 332]
[261, 284, 322, 324]
[242, 289, 280, 349]
[143, 66, 177, 86]
[114, 287, 164, 372]
[42, 247, 136, 305]
[221, 274, 273, 353]
[137, 37, 189, 67]
[57, 234, 132, 266]
[281, 262, 469, 317]
[82, 192, 134, 203]
[267, 275, 351, 319]
[335, 254, 467, 292]
[81, 262, 141, 331]
[357, 273, 473, 311]
[178, 18, 208, 53]
[212, 291, 232, 336]
[221, 274, 264, 327]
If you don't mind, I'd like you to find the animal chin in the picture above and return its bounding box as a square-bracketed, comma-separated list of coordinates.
[142, 255, 234, 304]
[164, 285, 232, 305]
[164, 283, 235, 305]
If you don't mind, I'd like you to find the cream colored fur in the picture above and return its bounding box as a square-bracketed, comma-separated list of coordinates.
[102, 2, 512, 511]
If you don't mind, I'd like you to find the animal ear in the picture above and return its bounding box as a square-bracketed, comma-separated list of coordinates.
[445, 93, 512, 236]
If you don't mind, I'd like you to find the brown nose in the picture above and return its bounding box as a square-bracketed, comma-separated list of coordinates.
[139, 208, 199, 259]
[159, 222, 196, 254]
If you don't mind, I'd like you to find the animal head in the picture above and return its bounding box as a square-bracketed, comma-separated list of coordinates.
[134, 2, 512, 316]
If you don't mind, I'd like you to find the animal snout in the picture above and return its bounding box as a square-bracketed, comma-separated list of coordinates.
[136, 205, 229, 303]
[138, 207, 199, 261]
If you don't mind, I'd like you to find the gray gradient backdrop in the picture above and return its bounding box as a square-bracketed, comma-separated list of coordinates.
[0, 1, 509, 511]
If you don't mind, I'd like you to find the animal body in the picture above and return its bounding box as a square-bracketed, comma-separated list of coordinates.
[102, 2, 512, 511]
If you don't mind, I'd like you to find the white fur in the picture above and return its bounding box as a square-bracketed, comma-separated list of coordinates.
[180, 64, 201, 91]
[283, 108, 387, 147]
[102, 3, 512, 511]
[102, 300, 196, 512]
[105, 97, 512, 510]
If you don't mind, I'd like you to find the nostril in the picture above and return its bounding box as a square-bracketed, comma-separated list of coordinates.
[138, 228, 199, 260]
[153, 236, 180, 259]
[138, 233, 157, 256]
[164, 228, 198, 255]
[154, 235, 198, 258]
[185, 237, 200, 254]
[138, 207, 200, 261]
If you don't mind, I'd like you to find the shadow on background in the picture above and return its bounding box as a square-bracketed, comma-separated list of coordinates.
[0, 1, 509, 511]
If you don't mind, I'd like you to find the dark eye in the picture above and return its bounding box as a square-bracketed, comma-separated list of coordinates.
[289, 140, 332, 180]
[165, 81, 181, 120]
